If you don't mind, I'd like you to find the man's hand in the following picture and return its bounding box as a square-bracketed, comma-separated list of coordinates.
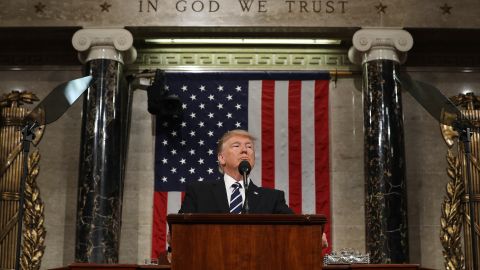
[167, 231, 172, 263]
[322, 232, 328, 249]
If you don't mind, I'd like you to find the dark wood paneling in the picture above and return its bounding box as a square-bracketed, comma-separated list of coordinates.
[169, 214, 326, 270]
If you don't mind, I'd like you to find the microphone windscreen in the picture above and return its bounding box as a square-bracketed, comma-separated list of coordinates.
[238, 160, 251, 174]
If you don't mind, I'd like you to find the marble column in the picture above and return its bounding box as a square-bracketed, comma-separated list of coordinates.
[348, 28, 413, 263]
[71, 28, 137, 263]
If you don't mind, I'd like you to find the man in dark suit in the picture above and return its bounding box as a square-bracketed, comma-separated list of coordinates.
[179, 129, 293, 214]
[173, 129, 327, 252]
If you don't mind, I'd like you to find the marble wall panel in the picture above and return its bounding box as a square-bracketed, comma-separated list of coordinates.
[331, 171, 364, 218]
[332, 225, 366, 253]
[119, 90, 154, 264]
[329, 77, 364, 174]
[328, 76, 365, 253]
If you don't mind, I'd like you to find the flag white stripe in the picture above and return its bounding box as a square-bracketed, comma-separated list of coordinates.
[248, 80, 263, 185]
[167, 192, 182, 214]
[301, 80, 316, 214]
[165, 192, 182, 248]
[274, 81, 290, 201]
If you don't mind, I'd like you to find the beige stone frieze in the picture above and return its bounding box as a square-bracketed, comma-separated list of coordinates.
[131, 48, 354, 70]
[0, 0, 479, 28]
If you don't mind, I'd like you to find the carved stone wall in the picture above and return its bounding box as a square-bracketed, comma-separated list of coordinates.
[0, 0, 479, 28]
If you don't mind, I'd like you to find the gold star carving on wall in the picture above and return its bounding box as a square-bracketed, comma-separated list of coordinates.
[440, 3, 452, 15]
[34, 2, 46, 13]
[375, 2, 387, 14]
[100, 1, 112, 12]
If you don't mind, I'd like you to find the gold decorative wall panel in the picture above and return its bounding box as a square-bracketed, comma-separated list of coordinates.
[441, 93, 480, 270]
[0, 92, 46, 270]
[21, 149, 46, 270]
[441, 148, 465, 270]
[0, 102, 28, 269]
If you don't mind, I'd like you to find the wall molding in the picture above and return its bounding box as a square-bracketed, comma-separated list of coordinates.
[132, 48, 354, 71]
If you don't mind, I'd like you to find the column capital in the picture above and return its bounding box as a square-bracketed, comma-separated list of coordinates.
[72, 28, 137, 64]
[348, 28, 413, 65]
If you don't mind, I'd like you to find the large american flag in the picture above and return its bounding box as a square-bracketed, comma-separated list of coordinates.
[152, 72, 331, 256]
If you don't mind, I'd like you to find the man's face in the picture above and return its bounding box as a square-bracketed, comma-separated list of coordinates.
[218, 135, 255, 179]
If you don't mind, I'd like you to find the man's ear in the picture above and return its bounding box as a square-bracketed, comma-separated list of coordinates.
[218, 154, 226, 166]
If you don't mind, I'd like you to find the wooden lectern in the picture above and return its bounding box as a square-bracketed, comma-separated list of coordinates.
[167, 214, 327, 270]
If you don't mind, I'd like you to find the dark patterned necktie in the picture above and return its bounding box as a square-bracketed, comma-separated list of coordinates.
[229, 182, 243, 214]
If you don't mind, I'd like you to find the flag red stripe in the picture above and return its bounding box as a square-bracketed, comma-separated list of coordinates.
[151, 192, 168, 257]
[314, 80, 331, 252]
[288, 80, 302, 214]
[261, 80, 275, 189]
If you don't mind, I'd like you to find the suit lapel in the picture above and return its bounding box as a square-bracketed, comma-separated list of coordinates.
[212, 180, 229, 213]
[246, 181, 261, 213]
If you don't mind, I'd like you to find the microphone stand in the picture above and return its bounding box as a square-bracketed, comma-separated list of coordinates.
[14, 120, 39, 270]
[242, 172, 249, 214]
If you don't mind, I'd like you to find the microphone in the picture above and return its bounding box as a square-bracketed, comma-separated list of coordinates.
[238, 160, 251, 175]
[238, 160, 251, 213]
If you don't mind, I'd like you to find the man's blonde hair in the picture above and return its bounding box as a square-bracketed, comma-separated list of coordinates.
[217, 129, 256, 173]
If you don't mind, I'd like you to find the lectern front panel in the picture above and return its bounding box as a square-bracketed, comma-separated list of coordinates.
[168, 214, 326, 270]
